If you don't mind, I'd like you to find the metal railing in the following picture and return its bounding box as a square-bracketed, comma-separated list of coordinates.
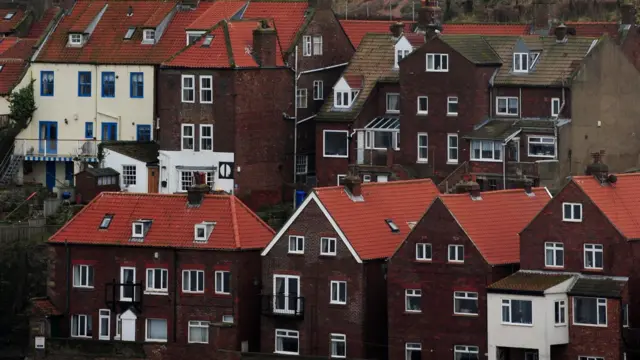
[261, 294, 305, 318]
[105, 280, 143, 312]
[15, 138, 99, 158]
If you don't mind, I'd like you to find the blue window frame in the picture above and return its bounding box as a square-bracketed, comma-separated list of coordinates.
[130, 72, 143, 98]
[40, 71, 54, 96]
[78, 71, 91, 97]
[101, 72, 115, 98]
[137, 125, 151, 141]
[102, 122, 118, 141]
[85, 122, 94, 139]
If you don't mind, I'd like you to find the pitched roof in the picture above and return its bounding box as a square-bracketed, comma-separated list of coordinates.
[442, 23, 531, 36]
[30, 297, 62, 317]
[551, 22, 620, 39]
[27, 6, 63, 39]
[186, 1, 247, 30]
[571, 173, 640, 240]
[440, 188, 551, 265]
[241, 0, 308, 51]
[316, 33, 395, 122]
[0, 37, 38, 95]
[0, 9, 27, 34]
[313, 179, 440, 260]
[85, 167, 120, 176]
[487, 271, 573, 292]
[163, 19, 286, 68]
[49, 192, 275, 250]
[440, 35, 502, 65]
[102, 141, 159, 163]
[339, 20, 414, 48]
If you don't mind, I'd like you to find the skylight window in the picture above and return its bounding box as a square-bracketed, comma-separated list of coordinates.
[385, 219, 400, 232]
[0, 65, 5, 72]
[4, 12, 15, 20]
[124, 27, 135, 40]
[99, 214, 114, 229]
[202, 34, 214, 47]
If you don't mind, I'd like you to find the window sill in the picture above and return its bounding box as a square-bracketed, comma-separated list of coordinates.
[213, 293, 232, 298]
[144, 291, 168, 296]
[70, 335, 92, 339]
[181, 291, 205, 296]
[501, 322, 533, 327]
[275, 351, 300, 356]
[562, 219, 582, 223]
[543, 266, 564, 270]
[386, 111, 400, 115]
[404, 310, 422, 314]
[447, 261, 465, 265]
[554, 324, 567, 327]
[582, 268, 604, 273]
[73, 286, 95, 290]
[470, 159, 502, 163]
[414, 259, 432, 263]
[329, 302, 347, 306]
[287, 252, 305, 256]
[573, 323, 607, 328]
[528, 155, 556, 159]
[495, 113, 519, 117]
[446, 161, 459, 165]
[416, 112, 428, 116]
[416, 160, 429, 164]
[323, 155, 349, 159]
[145, 339, 168, 343]
[453, 313, 479, 317]
[319, 253, 337, 257]
[447, 113, 458, 117]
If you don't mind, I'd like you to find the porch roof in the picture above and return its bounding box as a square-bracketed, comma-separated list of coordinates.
[463, 118, 569, 141]
[364, 116, 400, 130]
[569, 277, 627, 299]
[487, 270, 573, 294]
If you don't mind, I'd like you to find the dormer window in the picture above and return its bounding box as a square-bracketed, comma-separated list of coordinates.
[513, 53, 529, 73]
[394, 37, 412, 69]
[142, 29, 155, 44]
[187, 31, 205, 45]
[334, 90, 358, 108]
[395, 49, 410, 69]
[69, 33, 83, 46]
[4, 12, 15, 20]
[124, 27, 135, 40]
[194, 222, 215, 243]
[131, 220, 151, 240]
[529, 52, 540, 68]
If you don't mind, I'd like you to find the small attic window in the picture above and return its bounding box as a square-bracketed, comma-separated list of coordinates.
[194, 222, 215, 243]
[124, 27, 136, 40]
[4, 12, 15, 20]
[142, 29, 155, 44]
[202, 34, 214, 47]
[385, 219, 400, 233]
[407, 221, 417, 230]
[99, 214, 114, 229]
[513, 52, 529, 73]
[529, 52, 540, 68]
[68, 33, 83, 46]
[131, 220, 152, 240]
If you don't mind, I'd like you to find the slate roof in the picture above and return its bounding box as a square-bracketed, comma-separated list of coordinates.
[27, 6, 63, 39]
[316, 33, 395, 122]
[102, 141, 159, 163]
[486, 35, 599, 86]
[440, 188, 551, 265]
[85, 167, 120, 176]
[314, 179, 439, 260]
[49, 192, 275, 250]
[488, 271, 573, 293]
[569, 277, 627, 298]
[241, 0, 309, 52]
[572, 173, 640, 240]
[163, 19, 286, 68]
[0, 37, 38, 95]
[464, 118, 564, 140]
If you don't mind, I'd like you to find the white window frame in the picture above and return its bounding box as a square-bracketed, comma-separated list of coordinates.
[362, 174, 371, 183]
[182, 269, 205, 293]
[215, 270, 231, 295]
[145, 318, 167, 342]
[453, 291, 479, 315]
[405, 289, 422, 313]
[551, 97, 561, 117]
[275, 329, 299, 355]
[142, 29, 155, 44]
[181, 75, 195, 103]
[181, 124, 195, 151]
[186, 31, 205, 45]
[563, 202, 583, 222]
[194, 224, 208, 242]
[417, 133, 428, 163]
[71, 314, 92, 338]
[302, 35, 312, 56]
[313, 80, 324, 100]
[405, 343, 422, 360]
[573, 297, 607, 326]
[132, 222, 144, 238]
[554, 299, 566, 326]
[69, 33, 83, 46]
[448, 244, 464, 263]
[501, 299, 533, 325]
[73, 264, 94, 288]
[98, 309, 110, 340]
[330, 280, 347, 305]
[454, 346, 479, 359]
[295, 155, 308, 175]
[296, 88, 307, 108]
[122, 165, 136, 186]
[187, 320, 209, 344]
[415, 243, 432, 261]
[145, 268, 168, 293]
[273, 274, 301, 314]
[336, 174, 346, 185]
[471, 140, 503, 162]
[199, 75, 213, 104]
[528, 136, 556, 158]
[386, 93, 400, 114]
[583, 244, 603, 270]
[395, 48, 410, 68]
[323, 130, 349, 158]
[313, 35, 323, 55]
[496, 96, 519, 116]
[513, 52, 529, 73]
[417, 96, 428, 114]
[426, 53, 449, 72]
[320, 237, 337, 256]
[199, 124, 213, 151]
[330, 333, 346, 358]
[222, 315, 234, 323]
[447, 133, 459, 164]
[288, 235, 304, 254]
[624, 304, 629, 327]
[544, 242, 564, 268]
[447, 96, 458, 116]
[578, 357, 605, 360]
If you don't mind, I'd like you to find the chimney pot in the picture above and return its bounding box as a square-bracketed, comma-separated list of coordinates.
[585, 151, 609, 183]
[524, 180, 533, 194]
[344, 174, 362, 197]
[417, 1, 441, 33]
[469, 181, 481, 199]
[390, 21, 405, 38]
[554, 23, 568, 42]
[127, 6, 133, 16]
[620, 3, 637, 26]
[252, 21, 277, 67]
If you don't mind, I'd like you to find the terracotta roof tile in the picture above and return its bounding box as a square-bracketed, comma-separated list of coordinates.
[30, 297, 62, 317]
[344, 74, 363, 88]
[339, 20, 414, 48]
[241, 0, 308, 51]
[440, 188, 551, 265]
[49, 192, 275, 250]
[186, 1, 246, 30]
[27, 6, 62, 39]
[0, 9, 26, 34]
[488, 271, 573, 292]
[442, 23, 531, 36]
[572, 173, 640, 240]
[315, 179, 440, 260]
[0, 37, 37, 95]
[552, 22, 620, 39]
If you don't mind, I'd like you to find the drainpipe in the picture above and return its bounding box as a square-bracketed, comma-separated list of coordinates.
[65, 239, 70, 316]
[503, 143, 506, 189]
[173, 248, 178, 342]
[554, 86, 566, 161]
[292, 46, 298, 210]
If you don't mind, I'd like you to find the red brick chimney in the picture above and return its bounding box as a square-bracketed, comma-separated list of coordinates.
[620, 2, 637, 26]
[344, 174, 362, 197]
[253, 20, 277, 67]
[390, 21, 404, 38]
[418, 0, 441, 32]
[468, 181, 481, 199]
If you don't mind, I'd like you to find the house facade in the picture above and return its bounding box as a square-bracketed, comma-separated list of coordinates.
[259, 178, 440, 358]
[40, 188, 275, 358]
[387, 184, 550, 360]
[101, 141, 159, 194]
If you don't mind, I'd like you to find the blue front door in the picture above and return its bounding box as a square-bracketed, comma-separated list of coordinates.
[102, 122, 118, 141]
[64, 161, 74, 186]
[38, 121, 58, 155]
[45, 161, 56, 190]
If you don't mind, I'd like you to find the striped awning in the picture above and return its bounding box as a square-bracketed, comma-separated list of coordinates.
[24, 155, 99, 162]
[364, 116, 400, 130]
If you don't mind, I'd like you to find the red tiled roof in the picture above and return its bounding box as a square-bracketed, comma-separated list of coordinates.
[27, 6, 62, 39]
[441, 23, 531, 35]
[49, 192, 275, 250]
[187, 1, 245, 30]
[241, 1, 308, 51]
[572, 173, 640, 240]
[164, 19, 285, 68]
[405, 32, 424, 46]
[0, 37, 37, 95]
[315, 179, 440, 260]
[440, 188, 551, 265]
[552, 22, 619, 39]
[339, 20, 414, 48]
[344, 74, 363, 88]
[30, 297, 62, 317]
[0, 9, 26, 34]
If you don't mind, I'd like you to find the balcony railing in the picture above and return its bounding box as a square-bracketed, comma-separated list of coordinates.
[261, 294, 305, 318]
[105, 280, 143, 312]
[356, 148, 389, 166]
[15, 138, 99, 158]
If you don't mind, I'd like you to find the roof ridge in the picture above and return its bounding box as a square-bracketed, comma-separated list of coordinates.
[229, 196, 241, 248]
[441, 187, 547, 197]
[313, 178, 434, 192]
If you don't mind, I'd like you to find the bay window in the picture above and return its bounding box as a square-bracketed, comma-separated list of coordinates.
[471, 140, 502, 161]
[528, 136, 556, 158]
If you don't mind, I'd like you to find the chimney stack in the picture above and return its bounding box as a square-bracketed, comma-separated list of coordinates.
[533, 0, 551, 31]
[253, 20, 277, 67]
[308, 0, 332, 10]
[524, 179, 533, 195]
[554, 23, 568, 42]
[620, 2, 637, 26]
[468, 181, 481, 199]
[127, 6, 133, 16]
[390, 21, 405, 38]
[418, 0, 441, 33]
[344, 174, 362, 197]
[187, 172, 210, 207]
[585, 150, 609, 183]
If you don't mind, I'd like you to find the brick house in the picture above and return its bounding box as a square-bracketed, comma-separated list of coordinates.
[387, 183, 550, 360]
[487, 166, 640, 360]
[39, 186, 274, 358]
[259, 178, 439, 358]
